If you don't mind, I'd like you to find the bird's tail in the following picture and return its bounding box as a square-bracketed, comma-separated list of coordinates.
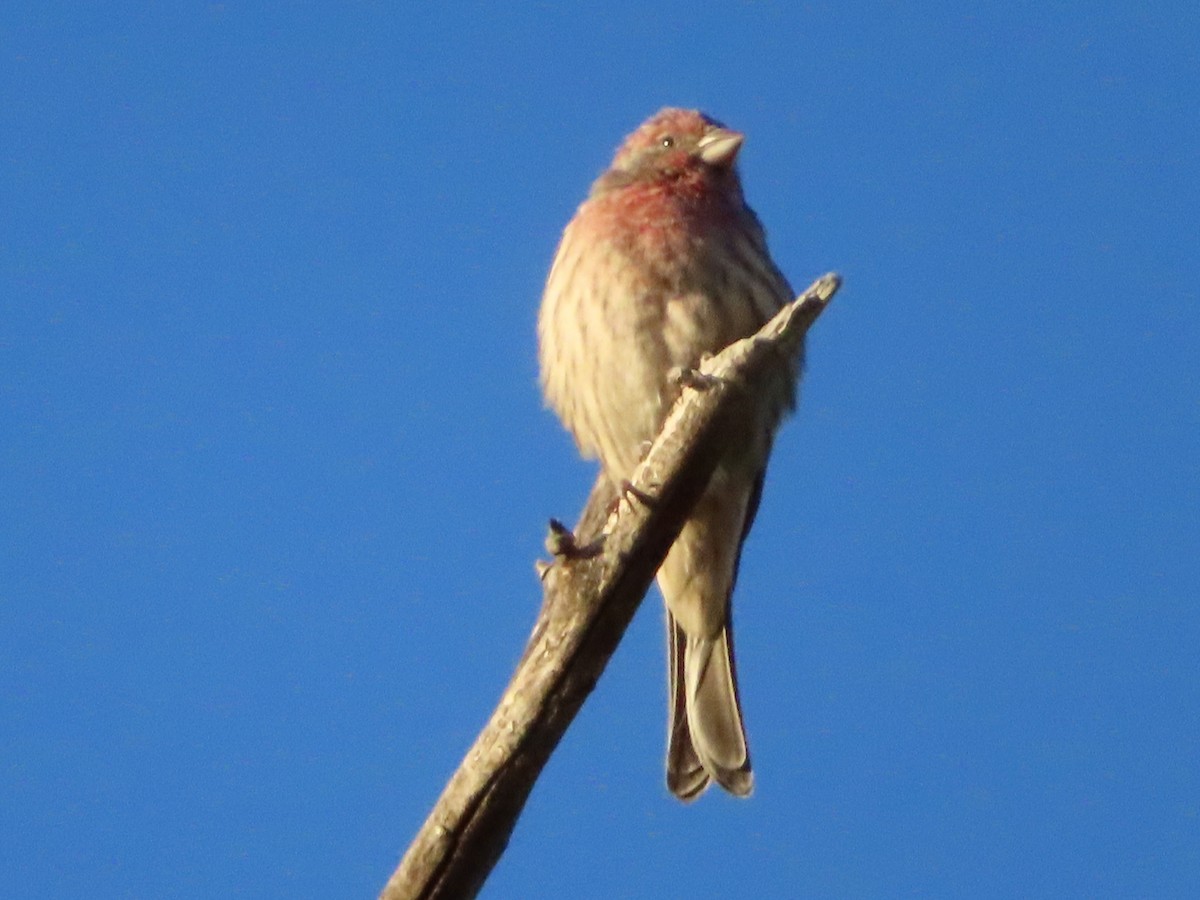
[666, 612, 753, 800]
[659, 467, 761, 800]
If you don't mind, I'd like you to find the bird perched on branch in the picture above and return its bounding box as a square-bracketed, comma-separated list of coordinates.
[538, 108, 800, 800]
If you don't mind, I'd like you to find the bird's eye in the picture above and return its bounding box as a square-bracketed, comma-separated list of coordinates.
[660, 135, 675, 149]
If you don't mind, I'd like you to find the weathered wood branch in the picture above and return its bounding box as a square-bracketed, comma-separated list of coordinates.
[380, 273, 841, 900]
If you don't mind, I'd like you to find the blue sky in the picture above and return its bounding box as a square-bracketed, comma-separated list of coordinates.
[3, 3, 1197, 897]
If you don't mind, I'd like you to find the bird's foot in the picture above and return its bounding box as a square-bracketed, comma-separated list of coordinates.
[619, 479, 657, 509]
[544, 518, 605, 560]
[669, 364, 724, 392]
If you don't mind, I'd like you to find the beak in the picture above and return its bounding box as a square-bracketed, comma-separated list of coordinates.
[697, 127, 744, 167]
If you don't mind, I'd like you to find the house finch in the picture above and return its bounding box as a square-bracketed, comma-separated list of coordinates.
[538, 108, 799, 800]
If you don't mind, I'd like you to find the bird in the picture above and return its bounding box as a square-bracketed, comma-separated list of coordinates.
[537, 108, 799, 800]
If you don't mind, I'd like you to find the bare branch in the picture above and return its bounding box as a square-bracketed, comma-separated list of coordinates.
[380, 274, 841, 900]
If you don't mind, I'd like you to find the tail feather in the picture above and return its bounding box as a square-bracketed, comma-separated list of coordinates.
[660, 470, 758, 800]
[666, 615, 753, 800]
[666, 617, 710, 801]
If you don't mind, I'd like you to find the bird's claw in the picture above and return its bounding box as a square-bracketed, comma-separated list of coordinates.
[544, 518, 604, 560]
[619, 479, 657, 508]
[669, 365, 724, 391]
